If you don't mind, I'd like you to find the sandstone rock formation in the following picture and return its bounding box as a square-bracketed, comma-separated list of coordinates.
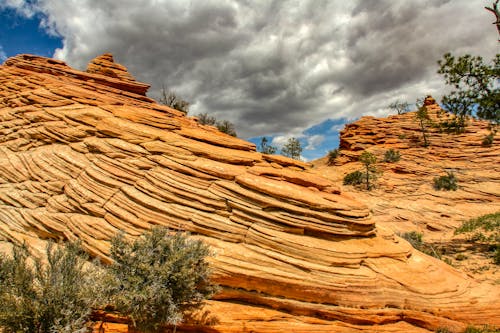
[312, 97, 500, 281]
[0, 55, 498, 332]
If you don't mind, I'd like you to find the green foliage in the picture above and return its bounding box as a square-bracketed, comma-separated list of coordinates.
[463, 325, 500, 333]
[455, 212, 500, 265]
[437, 53, 500, 124]
[281, 137, 302, 160]
[482, 132, 495, 146]
[383, 149, 400, 163]
[0, 242, 100, 333]
[327, 149, 339, 165]
[415, 103, 431, 147]
[388, 100, 410, 114]
[159, 86, 190, 114]
[259, 137, 277, 154]
[343, 170, 363, 186]
[106, 227, 217, 333]
[455, 212, 500, 234]
[439, 116, 467, 134]
[359, 151, 378, 190]
[433, 171, 458, 191]
[196, 113, 237, 137]
[438, 328, 453, 333]
[216, 120, 237, 137]
[197, 113, 217, 126]
[400, 231, 443, 259]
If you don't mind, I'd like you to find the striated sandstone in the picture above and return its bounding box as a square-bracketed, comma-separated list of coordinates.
[312, 97, 500, 281]
[0, 56, 498, 332]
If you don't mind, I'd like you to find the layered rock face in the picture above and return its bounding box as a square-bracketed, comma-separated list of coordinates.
[313, 98, 499, 236]
[0, 55, 498, 332]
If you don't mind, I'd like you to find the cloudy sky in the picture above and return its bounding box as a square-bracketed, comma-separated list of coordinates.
[0, 0, 498, 160]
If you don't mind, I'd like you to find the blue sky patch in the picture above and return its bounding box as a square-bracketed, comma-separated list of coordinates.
[0, 7, 62, 60]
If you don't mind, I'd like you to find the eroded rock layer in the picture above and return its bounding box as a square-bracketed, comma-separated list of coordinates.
[0, 55, 498, 332]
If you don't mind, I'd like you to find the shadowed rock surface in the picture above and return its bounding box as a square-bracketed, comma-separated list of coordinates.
[0, 55, 498, 332]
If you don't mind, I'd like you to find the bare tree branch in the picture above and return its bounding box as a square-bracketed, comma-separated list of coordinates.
[485, 0, 500, 40]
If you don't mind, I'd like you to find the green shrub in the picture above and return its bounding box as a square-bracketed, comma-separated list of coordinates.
[343, 170, 363, 186]
[433, 171, 458, 191]
[0, 242, 100, 333]
[327, 149, 339, 165]
[464, 325, 500, 333]
[384, 149, 400, 163]
[456, 212, 500, 233]
[455, 212, 500, 265]
[400, 231, 443, 259]
[482, 133, 494, 146]
[106, 226, 217, 333]
[435, 328, 452, 333]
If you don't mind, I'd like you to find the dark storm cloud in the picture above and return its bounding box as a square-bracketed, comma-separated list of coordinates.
[4, 0, 498, 139]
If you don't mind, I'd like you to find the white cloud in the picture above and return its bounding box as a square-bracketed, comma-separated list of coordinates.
[305, 134, 325, 150]
[3, 0, 498, 140]
[0, 46, 6, 62]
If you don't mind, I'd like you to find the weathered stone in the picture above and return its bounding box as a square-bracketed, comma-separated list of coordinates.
[0, 55, 498, 332]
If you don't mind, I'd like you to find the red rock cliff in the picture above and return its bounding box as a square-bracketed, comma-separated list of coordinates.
[0, 55, 498, 333]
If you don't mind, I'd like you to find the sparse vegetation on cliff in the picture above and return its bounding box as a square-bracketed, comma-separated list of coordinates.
[433, 171, 458, 191]
[259, 137, 277, 154]
[383, 149, 400, 163]
[327, 148, 339, 165]
[455, 212, 500, 265]
[159, 86, 190, 114]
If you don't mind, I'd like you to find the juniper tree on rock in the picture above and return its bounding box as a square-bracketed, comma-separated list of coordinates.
[281, 137, 302, 160]
[259, 137, 277, 154]
[359, 151, 378, 191]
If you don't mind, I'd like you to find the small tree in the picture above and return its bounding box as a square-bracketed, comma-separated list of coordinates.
[415, 102, 431, 147]
[106, 227, 217, 333]
[159, 86, 190, 114]
[196, 113, 217, 126]
[438, 53, 499, 125]
[259, 137, 277, 154]
[327, 148, 339, 165]
[388, 100, 410, 115]
[359, 151, 378, 190]
[216, 120, 237, 137]
[281, 137, 302, 160]
[0, 242, 100, 333]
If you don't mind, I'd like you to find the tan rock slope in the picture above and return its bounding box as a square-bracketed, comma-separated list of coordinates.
[312, 97, 500, 282]
[312, 97, 499, 236]
[0, 55, 498, 332]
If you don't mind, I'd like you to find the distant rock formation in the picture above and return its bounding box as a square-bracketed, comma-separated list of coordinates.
[0, 54, 498, 332]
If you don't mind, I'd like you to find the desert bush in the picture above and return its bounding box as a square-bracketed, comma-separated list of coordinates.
[433, 171, 458, 191]
[455, 212, 500, 265]
[327, 149, 339, 165]
[106, 226, 217, 333]
[159, 86, 189, 114]
[482, 133, 494, 146]
[343, 170, 363, 186]
[0, 242, 100, 333]
[400, 231, 442, 259]
[383, 149, 400, 163]
[463, 325, 500, 333]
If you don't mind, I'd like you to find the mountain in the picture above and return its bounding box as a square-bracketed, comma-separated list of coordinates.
[0, 54, 498, 332]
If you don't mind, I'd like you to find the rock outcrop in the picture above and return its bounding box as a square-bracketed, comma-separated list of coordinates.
[0, 55, 498, 332]
[312, 97, 500, 282]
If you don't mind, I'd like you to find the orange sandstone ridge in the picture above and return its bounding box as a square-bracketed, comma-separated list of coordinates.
[0, 54, 498, 332]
